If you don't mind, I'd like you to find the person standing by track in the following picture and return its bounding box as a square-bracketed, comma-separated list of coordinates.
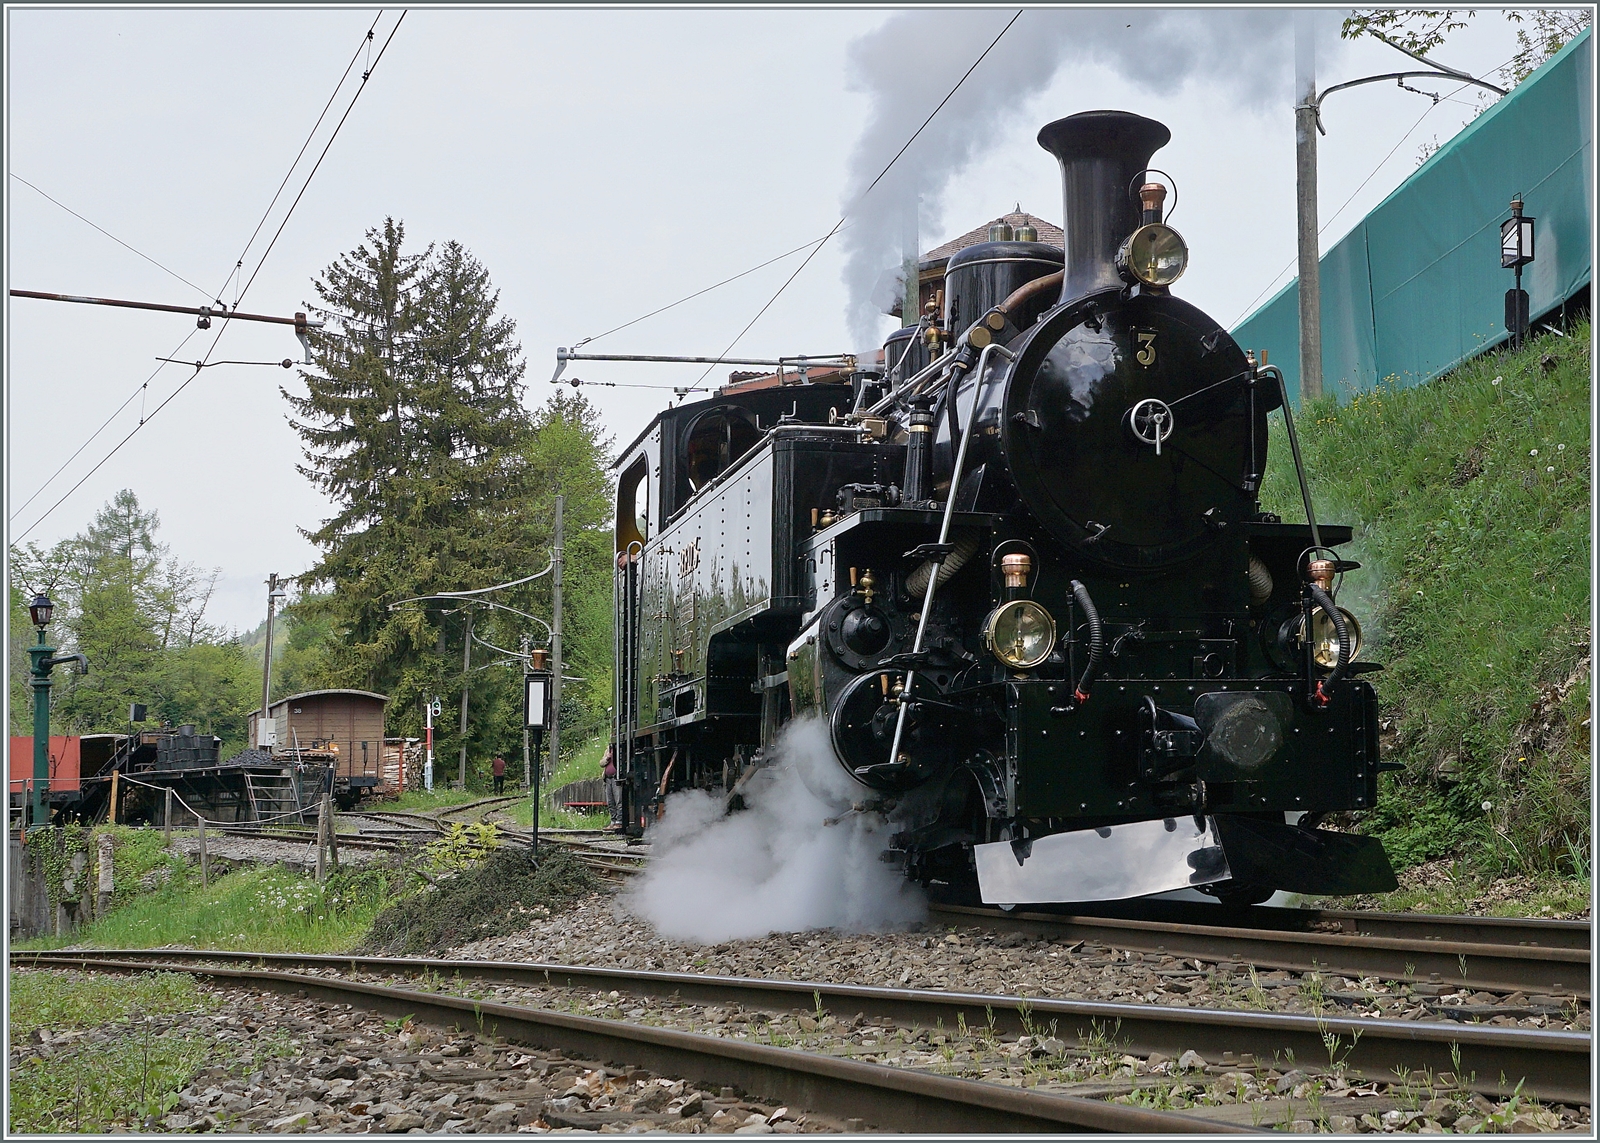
[603, 743, 622, 831]
[491, 754, 507, 795]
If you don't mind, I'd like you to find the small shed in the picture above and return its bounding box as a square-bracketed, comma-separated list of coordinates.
[248, 689, 389, 785]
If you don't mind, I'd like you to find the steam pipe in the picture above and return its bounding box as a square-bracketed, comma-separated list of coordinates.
[1069, 580, 1104, 703]
[995, 270, 1064, 322]
[865, 350, 953, 417]
[1307, 583, 1351, 706]
[879, 341, 1015, 777]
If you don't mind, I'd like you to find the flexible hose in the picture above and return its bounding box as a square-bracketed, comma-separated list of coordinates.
[1307, 583, 1350, 705]
[905, 534, 980, 598]
[1246, 555, 1274, 606]
[1070, 579, 1104, 703]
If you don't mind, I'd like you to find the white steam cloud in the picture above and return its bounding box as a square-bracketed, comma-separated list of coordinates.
[840, 8, 1346, 348]
[621, 718, 927, 943]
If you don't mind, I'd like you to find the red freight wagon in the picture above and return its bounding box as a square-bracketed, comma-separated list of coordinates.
[9, 735, 81, 801]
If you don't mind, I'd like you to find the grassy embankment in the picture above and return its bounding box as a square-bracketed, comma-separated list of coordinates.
[13, 735, 612, 954]
[1260, 321, 1590, 912]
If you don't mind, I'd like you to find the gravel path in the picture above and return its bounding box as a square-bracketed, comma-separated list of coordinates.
[450, 893, 1590, 1033]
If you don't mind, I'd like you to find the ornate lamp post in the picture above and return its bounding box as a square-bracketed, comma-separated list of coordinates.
[1501, 195, 1536, 350]
[28, 594, 87, 827]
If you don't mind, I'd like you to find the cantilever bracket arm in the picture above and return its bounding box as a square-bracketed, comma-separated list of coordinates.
[1306, 70, 1509, 135]
[42, 653, 88, 675]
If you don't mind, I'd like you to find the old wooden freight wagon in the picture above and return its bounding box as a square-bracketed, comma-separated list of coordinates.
[248, 689, 392, 808]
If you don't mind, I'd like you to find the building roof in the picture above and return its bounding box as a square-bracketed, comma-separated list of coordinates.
[250, 688, 389, 719]
[921, 210, 1063, 266]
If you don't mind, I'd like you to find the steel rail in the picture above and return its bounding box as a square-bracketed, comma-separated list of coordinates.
[16, 951, 1588, 1106]
[928, 904, 1590, 999]
[214, 826, 408, 853]
[981, 898, 1591, 951]
[12, 954, 1250, 1134]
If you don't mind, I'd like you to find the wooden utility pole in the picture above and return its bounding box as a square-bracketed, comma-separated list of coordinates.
[549, 495, 565, 779]
[258, 573, 282, 746]
[1295, 14, 1323, 403]
[458, 609, 474, 787]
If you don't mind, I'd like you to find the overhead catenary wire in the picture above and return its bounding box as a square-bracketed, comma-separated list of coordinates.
[237, 12, 407, 303]
[222, 11, 385, 305]
[9, 174, 212, 300]
[10, 14, 387, 525]
[570, 231, 837, 350]
[679, 8, 1025, 397]
[8, 328, 202, 523]
[10, 12, 392, 525]
[13, 12, 408, 543]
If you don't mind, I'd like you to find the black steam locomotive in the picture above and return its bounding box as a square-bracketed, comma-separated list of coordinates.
[606, 110, 1397, 905]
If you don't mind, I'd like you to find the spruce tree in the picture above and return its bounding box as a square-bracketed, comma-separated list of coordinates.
[288, 221, 536, 772]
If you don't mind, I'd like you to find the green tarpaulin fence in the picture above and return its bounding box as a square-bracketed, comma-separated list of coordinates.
[1233, 28, 1592, 405]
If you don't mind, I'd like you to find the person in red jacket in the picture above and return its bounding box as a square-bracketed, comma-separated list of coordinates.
[491, 754, 507, 795]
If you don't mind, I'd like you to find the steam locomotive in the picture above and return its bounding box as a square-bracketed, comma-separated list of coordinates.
[606, 110, 1397, 905]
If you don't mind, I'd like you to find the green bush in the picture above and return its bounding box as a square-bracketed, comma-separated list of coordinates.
[1261, 322, 1590, 876]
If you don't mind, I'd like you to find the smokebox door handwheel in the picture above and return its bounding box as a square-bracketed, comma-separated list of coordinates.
[999, 294, 1260, 568]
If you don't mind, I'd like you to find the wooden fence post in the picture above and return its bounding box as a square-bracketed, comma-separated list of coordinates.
[164, 788, 173, 847]
[323, 792, 340, 873]
[320, 794, 332, 883]
[109, 770, 120, 825]
[197, 818, 209, 887]
[96, 832, 114, 915]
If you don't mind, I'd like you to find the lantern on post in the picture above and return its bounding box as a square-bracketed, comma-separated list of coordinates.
[525, 647, 553, 852]
[1501, 196, 1536, 350]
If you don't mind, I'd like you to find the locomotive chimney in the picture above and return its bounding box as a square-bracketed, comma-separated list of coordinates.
[1036, 111, 1172, 303]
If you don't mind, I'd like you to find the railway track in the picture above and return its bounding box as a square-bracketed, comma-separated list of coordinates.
[531, 842, 1589, 997]
[16, 949, 1589, 1109]
[931, 904, 1591, 999]
[12, 951, 1252, 1134]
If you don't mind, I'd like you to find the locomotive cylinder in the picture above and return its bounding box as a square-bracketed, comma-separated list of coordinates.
[1037, 110, 1172, 302]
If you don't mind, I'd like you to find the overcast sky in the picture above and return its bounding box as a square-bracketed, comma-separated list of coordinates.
[6, 6, 1532, 633]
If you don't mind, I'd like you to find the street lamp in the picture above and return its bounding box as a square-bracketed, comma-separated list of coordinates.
[1501, 196, 1536, 350]
[525, 647, 553, 854]
[27, 593, 87, 827]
